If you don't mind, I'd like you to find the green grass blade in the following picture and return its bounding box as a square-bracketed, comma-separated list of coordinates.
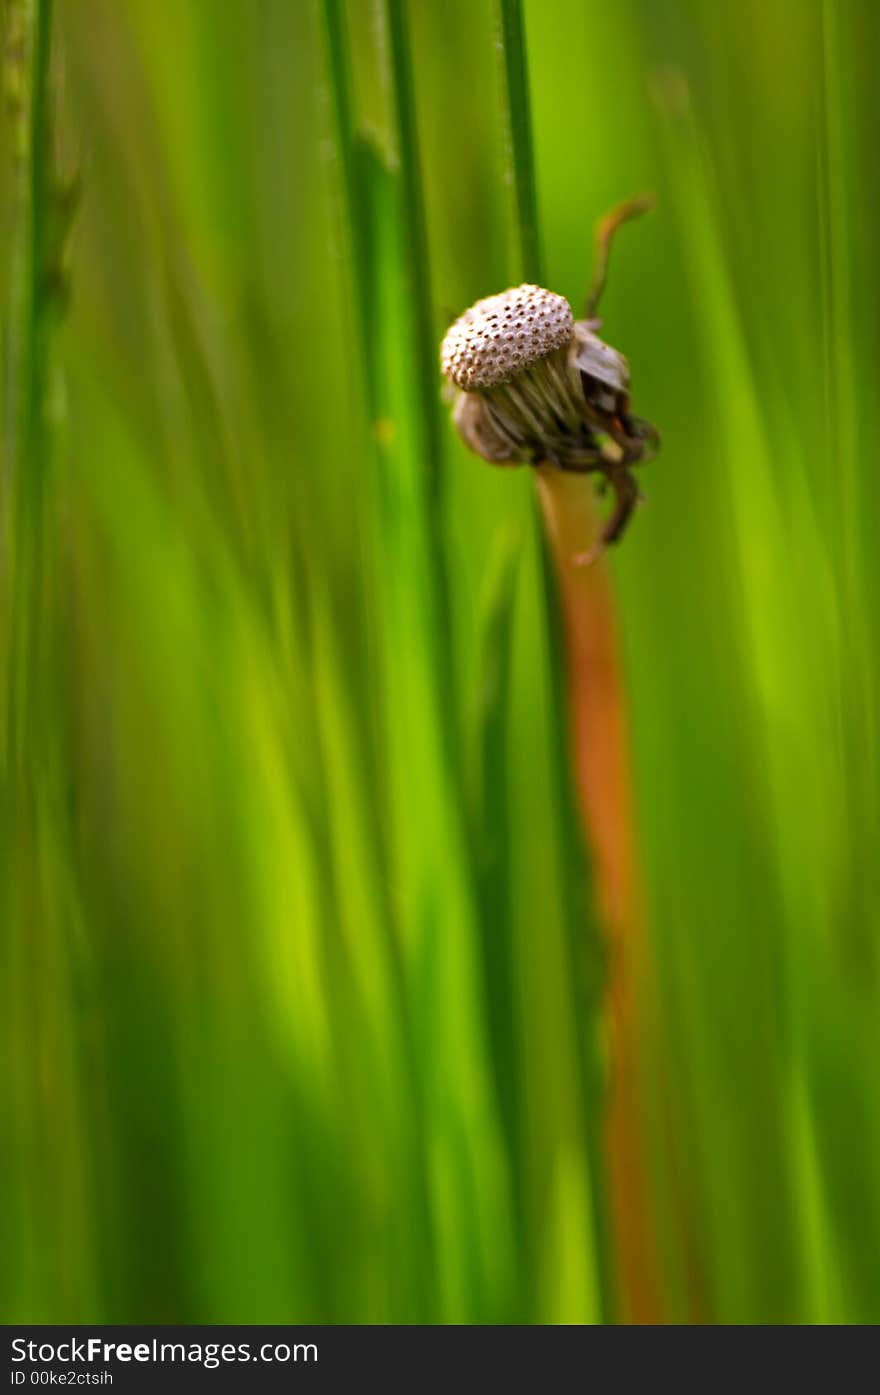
[495, 0, 542, 282]
[493, 0, 610, 1320]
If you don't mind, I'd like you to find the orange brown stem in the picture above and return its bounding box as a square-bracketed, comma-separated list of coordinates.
[535, 464, 661, 1324]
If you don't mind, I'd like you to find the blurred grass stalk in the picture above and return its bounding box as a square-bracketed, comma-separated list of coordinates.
[318, 0, 524, 1321]
[4, 0, 53, 736]
[648, 39, 876, 1321]
[2, 0, 95, 1318]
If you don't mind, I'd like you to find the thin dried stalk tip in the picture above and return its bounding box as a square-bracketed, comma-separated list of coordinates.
[440, 284, 574, 390]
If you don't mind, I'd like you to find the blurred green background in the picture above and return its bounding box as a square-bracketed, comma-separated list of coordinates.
[2, 0, 879, 1324]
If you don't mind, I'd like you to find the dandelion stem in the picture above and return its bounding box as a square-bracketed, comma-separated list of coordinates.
[535, 464, 661, 1323]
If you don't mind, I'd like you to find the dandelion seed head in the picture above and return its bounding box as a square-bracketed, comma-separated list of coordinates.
[441, 284, 574, 389]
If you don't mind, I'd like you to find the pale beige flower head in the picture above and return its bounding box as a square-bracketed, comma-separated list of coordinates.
[440, 281, 646, 478]
[440, 285, 574, 390]
[440, 199, 661, 556]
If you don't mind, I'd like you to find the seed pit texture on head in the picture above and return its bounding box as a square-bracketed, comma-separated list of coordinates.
[441, 285, 574, 390]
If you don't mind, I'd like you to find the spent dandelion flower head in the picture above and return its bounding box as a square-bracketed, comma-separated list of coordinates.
[440, 198, 661, 558]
